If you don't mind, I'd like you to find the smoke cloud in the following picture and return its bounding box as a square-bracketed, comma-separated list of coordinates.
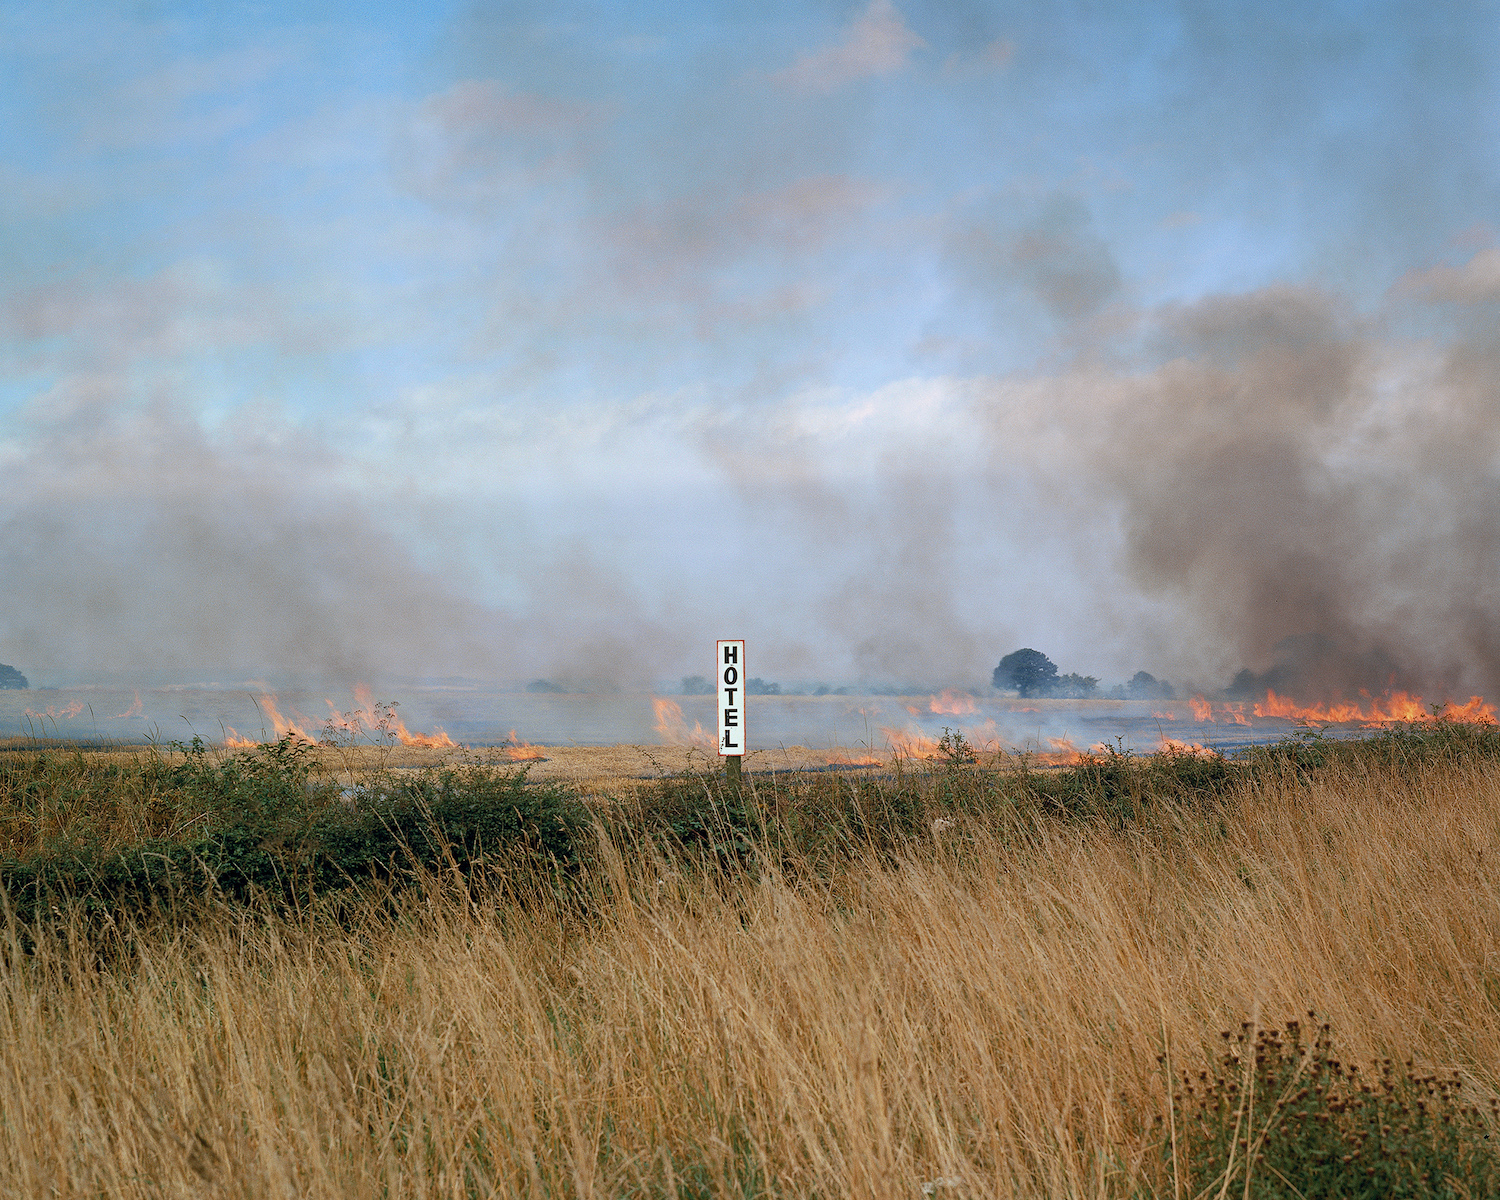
[3, 1, 1498, 703]
[1045, 280, 1500, 700]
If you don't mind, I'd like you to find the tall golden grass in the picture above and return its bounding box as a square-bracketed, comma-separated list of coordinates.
[1, 751, 1498, 1197]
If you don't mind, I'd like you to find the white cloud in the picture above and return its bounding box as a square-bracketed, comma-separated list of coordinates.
[774, 0, 925, 93]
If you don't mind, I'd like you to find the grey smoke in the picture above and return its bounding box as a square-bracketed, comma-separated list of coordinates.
[947, 192, 1122, 330]
[1082, 283, 1500, 700]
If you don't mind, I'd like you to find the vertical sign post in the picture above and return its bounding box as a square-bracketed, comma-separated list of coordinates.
[717, 640, 745, 786]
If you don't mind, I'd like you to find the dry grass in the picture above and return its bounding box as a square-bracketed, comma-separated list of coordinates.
[1, 751, 1498, 1197]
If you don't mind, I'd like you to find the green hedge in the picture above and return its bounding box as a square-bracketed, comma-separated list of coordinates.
[0, 738, 586, 927]
[4, 722, 1497, 929]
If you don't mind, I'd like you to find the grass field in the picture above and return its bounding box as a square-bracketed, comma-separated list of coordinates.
[0, 729, 1498, 1197]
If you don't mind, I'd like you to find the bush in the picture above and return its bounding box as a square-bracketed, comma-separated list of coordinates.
[1169, 1016, 1500, 1198]
[5, 722, 1494, 933]
[1240, 721, 1500, 782]
[604, 734, 1244, 879]
[321, 760, 586, 889]
[1012, 743, 1239, 827]
[0, 739, 587, 928]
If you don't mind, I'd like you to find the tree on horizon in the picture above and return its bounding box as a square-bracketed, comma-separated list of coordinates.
[1051, 672, 1099, 699]
[994, 649, 1058, 698]
[1127, 670, 1174, 700]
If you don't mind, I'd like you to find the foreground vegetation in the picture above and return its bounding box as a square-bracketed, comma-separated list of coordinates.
[0, 724, 1498, 1196]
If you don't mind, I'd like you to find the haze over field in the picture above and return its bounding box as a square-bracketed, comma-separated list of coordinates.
[4, 1, 1499, 700]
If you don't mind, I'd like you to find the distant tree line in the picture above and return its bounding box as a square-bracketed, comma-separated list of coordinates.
[682, 675, 781, 695]
[0, 664, 27, 690]
[526, 658, 1175, 700]
[992, 649, 1173, 700]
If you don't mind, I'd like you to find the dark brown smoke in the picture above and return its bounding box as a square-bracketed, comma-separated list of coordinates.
[1094, 283, 1500, 701]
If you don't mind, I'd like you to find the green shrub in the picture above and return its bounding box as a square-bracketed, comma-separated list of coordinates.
[603, 738, 1251, 879]
[0, 742, 587, 928]
[151, 733, 327, 828]
[313, 760, 587, 889]
[5, 722, 1496, 932]
[1242, 721, 1500, 781]
[1168, 1016, 1499, 1198]
[598, 772, 765, 871]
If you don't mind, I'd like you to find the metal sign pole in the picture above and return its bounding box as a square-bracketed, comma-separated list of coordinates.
[717, 640, 745, 786]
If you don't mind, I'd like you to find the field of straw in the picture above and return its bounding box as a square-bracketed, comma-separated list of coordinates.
[1, 738, 1498, 1197]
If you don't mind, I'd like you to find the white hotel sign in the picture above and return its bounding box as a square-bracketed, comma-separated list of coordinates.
[717, 640, 745, 756]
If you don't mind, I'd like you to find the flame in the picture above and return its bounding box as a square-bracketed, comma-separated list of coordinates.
[1442, 696, 1500, 723]
[1253, 688, 1497, 727]
[880, 720, 1006, 761]
[502, 729, 546, 761]
[325, 687, 457, 748]
[357, 686, 457, 748]
[881, 727, 942, 758]
[878, 727, 1105, 766]
[389, 719, 456, 749]
[828, 749, 883, 766]
[1037, 735, 1109, 765]
[257, 695, 316, 744]
[928, 690, 978, 715]
[1041, 735, 1085, 765]
[1226, 701, 1250, 725]
[1183, 695, 1251, 725]
[113, 690, 143, 719]
[25, 701, 84, 721]
[1152, 710, 1176, 721]
[225, 689, 457, 750]
[1159, 736, 1217, 758]
[880, 724, 1105, 765]
[652, 698, 714, 748]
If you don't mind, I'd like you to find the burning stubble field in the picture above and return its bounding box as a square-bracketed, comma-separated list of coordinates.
[15, 683, 1491, 761]
[3, 725, 1500, 1197]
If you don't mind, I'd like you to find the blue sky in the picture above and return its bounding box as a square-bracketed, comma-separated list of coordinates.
[4, 0, 1499, 694]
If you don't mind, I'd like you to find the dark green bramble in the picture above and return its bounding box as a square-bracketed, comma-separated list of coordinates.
[1239, 717, 1500, 780]
[595, 728, 1243, 881]
[0, 735, 586, 929]
[1165, 1016, 1499, 1199]
[2, 720, 1498, 930]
